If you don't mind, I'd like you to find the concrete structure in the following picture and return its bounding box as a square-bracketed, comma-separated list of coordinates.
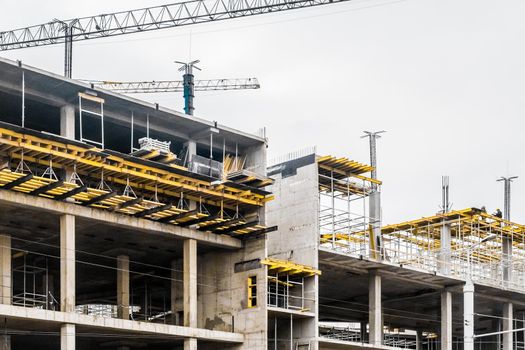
[0, 57, 275, 350]
[266, 150, 525, 350]
[1, 56, 525, 350]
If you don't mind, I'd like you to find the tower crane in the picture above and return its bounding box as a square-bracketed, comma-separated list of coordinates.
[86, 60, 260, 115]
[88, 77, 260, 115]
[0, 0, 352, 78]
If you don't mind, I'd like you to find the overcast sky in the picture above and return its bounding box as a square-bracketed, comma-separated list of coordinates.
[1, 0, 524, 225]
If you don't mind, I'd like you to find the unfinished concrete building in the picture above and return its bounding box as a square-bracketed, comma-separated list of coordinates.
[1, 56, 525, 350]
[0, 57, 278, 349]
[266, 150, 525, 350]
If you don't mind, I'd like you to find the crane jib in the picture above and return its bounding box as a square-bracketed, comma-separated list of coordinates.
[0, 0, 349, 50]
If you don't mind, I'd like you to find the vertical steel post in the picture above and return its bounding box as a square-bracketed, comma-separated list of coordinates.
[362, 131, 385, 259]
[183, 72, 195, 115]
[64, 26, 73, 78]
[498, 176, 517, 286]
[21, 70, 25, 128]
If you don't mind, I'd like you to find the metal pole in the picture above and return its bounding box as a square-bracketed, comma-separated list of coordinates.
[64, 26, 73, 78]
[362, 130, 385, 259]
[464, 274, 475, 350]
[498, 176, 518, 221]
[21, 70, 25, 128]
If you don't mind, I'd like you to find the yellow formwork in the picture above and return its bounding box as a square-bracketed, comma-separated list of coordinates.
[0, 126, 273, 208]
[261, 258, 321, 277]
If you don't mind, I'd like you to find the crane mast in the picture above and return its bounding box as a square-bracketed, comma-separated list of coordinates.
[0, 0, 352, 78]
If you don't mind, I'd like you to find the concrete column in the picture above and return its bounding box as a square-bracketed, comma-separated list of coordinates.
[184, 338, 197, 350]
[415, 330, 422, 350]
[0, 234, 11, 305]
[61, 323, 75, 350]
[117, 255, 130, 320]
[0, 334, 10, 349]
[503, 302, 513, 350]
[502, 237, 512, 286]
[441, 290, 452, 350]
[369, 271, 382, 347]
[438, 224, 451, 275]
[171, 260, 179, 325]
[369, 191, 382, 260]
[184, 140, 197, 167]
[360, 321, 367, 343]
[463, 280, 474, 350]
[60, 105, 75, 140]
[184, 239, 197, 328]
[60, 214, 75, 312]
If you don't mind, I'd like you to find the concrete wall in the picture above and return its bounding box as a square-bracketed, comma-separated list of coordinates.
[266, 155, 320, 350]
[199, 238, 268, 350]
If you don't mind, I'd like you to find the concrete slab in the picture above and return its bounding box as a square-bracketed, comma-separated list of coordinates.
[0, 190, 241, 249]
[0, 304, 244, 344]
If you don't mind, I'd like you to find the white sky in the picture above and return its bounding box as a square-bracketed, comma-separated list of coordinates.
[1, 0, 524, 225]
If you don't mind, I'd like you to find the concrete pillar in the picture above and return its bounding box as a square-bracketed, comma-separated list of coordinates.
[0, 234, 11, 305]
[360, 321, 367, 343]
[184, 338, 197, 350]
[463, 280, 474, 350]
[184, 140, 197, 167]
[0, 334, 10, 350]
[438, 224, 451, 275]
[117, 255, 130, 320]
[503, 302, 513, 350]
[61, 323, 75, 350]
[60, 105, 75, 140]
[502, 237, 512, 286]
[369, 191, 382, 260]
[416, 330, 422, 350]
[60, 214, 75, 312]
[441, 290, 452, 350]
[184, 239, 197, 328]
[171, 260, 179, 325]
[369, 271, 382, 347]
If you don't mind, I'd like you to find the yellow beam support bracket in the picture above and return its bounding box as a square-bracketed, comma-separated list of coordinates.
[261, 258, 321, 277]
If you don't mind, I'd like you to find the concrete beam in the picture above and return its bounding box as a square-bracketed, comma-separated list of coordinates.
[117, 255, 130, 320]
[0, 190, 241, 249]
[60, 214, 75, 313]
[184, 239, 197, 328]
[0, 234, 11, 305]
[0, 304, 243, 343]
[503, 302, 513, 350]
[61, 323, 75, 350]
[369, 271, 382, 347]
[441, 290, 452, 350]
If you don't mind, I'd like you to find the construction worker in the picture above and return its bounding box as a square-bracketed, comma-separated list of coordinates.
[493, 208, 502, 218]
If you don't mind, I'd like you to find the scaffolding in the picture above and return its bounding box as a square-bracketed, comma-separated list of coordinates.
[262, 258, 320, 312]
[12, 255, 49, 309]
[317, 155, 379, 257]
[325, 208, 525, 292]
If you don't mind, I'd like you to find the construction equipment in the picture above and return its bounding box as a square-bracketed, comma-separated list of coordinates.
[87, 76, 260, 115]
[0, 0, 353, 78]
[89, 78, 260, 94]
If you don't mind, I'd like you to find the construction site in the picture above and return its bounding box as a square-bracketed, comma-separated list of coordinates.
[0, 1, 523, 350]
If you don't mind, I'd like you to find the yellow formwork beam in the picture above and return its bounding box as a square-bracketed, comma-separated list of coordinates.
[0, 127, 272, 208]
[261, 258, 321, 277]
